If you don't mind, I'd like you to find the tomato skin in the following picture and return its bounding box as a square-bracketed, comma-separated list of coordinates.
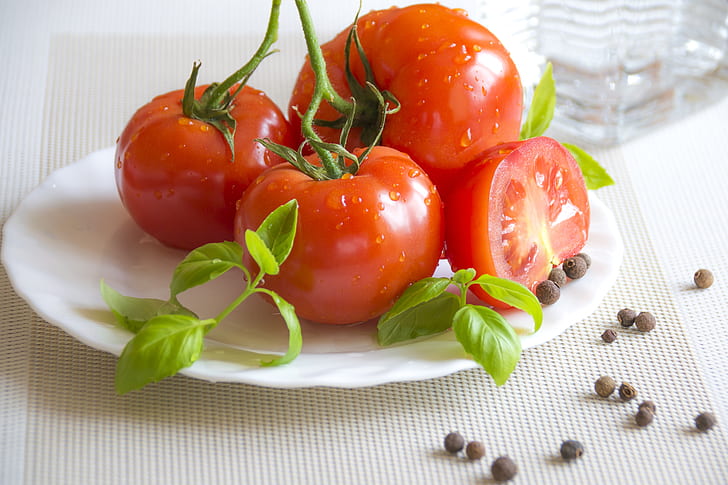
[444, 137, 590, 308]
[234, 146, 444, 325]
[115, 84, 297, 250]
[288, 3, 523, 194]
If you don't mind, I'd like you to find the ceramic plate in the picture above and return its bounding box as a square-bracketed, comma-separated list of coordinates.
[2, 147, 623, 388]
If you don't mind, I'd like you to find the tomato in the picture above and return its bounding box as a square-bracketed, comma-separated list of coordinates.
[288, 3, 523, 194]
[234, 146, 443, 325]
[115, 84, 297, 250]
[444, 137, 590, 308]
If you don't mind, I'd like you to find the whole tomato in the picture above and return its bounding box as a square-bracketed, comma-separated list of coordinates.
[288, 3, 523, 194]
[234, 146, 444, 325]
[444, 137, 590, 308]
[115, 84, 297, 250]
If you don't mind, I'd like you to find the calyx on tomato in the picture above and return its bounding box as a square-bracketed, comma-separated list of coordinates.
[181, 0, 282, 161]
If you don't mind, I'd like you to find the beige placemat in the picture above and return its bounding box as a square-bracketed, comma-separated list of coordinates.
[1, 33, 727, 485]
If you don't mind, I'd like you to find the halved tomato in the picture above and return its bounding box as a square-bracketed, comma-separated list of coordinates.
[444, 136, 590, 307]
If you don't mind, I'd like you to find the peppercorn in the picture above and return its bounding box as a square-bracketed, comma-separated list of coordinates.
[535, 279, 560, 305]
[548, 267, 567, 287]
[617, 308, 637, 327]
[491, 456, 517, 482]
[634, 312, 656, 332]
[563, 256, 587, 279]
[595, 376, 617, 398]
[635, 408, 654, 427]
[559, 440, 584, 460]
[601, 328, 618, 343]
[619, 382, 638, 401]
[639, 400, 656, 415]
[576, 252, 592, 269]
[695, 412, 717, 432]
[694, 269, 714, 289]
[466, 441, 485, 460]
[444, 432, 465, 453]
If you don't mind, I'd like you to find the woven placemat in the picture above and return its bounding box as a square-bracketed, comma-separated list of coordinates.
[1, 34, 726, 485]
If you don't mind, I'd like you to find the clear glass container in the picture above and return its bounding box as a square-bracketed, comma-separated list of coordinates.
[479, 0, 728, 145]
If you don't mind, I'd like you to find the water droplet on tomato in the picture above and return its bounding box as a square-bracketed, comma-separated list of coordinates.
[420, 23, 430, 29]
[352, 274, 361, 283]
[116, 160, 122, 169]
[377, 202, 385, 211]
[376, 234, 385, 244]
[399, 251, 406, 262]
[492, 122, 500, 134]
[424, 196, 433, 206]
[352, 195, 363, 205]
[417, 52, 428, 61]
[379, 285, 389, 295]
[341, 173, 353, 180]
[417, 78, 428, 88]
[200, 124, 210, 132]
[408, 168, 421, 178]
[177, 117, 194, 126]
[336, 221, 345, 230]
[460, 128, 473, 147]
[473, 44, 482, 52]
[464, 83, 474, 91]
[389, 191, 401, 201]
[326, 192, 346, 209]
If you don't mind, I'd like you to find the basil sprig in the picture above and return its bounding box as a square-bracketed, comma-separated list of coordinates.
[377, 269, 542, 386]
[520, 62, 615, 190]
[101, 200, 301, 394]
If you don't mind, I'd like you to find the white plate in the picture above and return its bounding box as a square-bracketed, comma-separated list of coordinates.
[2, 147, 623, 388]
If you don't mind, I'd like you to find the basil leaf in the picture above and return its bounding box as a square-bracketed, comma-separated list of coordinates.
[379, 277, 452, 323]
[520, 62, 555, 140]
[115, 314, 215, 394]
[100, 280, 195, 333]
[259, 290, 302, 366]
[453, 305, 521, 386]
[563, 142, 615, 190]
[377, 292, 460, 346]
[245, 229, 280, 276]
[451, 268, 476, 285]
[170, 241, 244, 297]
[472, 274, 543, 332]
[255, 199, 298, 265]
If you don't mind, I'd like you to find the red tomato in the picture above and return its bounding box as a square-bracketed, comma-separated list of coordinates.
[234, 146, 444, 325]
[288, 3, 523, 194]
[115, 84, 297, 250]
[444, 137, 590, 307]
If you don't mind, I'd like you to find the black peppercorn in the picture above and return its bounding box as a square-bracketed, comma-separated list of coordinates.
[466, 441, 485, 460]
[560, 440, 584, 460]
[617, 308, 637, 327]
[695, 412, 717, 432]
[535, 279, 560, 305]
[595, 376, 616, 398]
[601, 328, 618, 343]
[491, 456, 517, 482]
[619, 382, 638, 401]
[444, 432, 465, 453]
[635, 408, 654, 427]
[634, 312, 656, 332]
[548, 267, 567, 287]
[639, 400, 656, 415]
[694, 269, 714, 289]
[563, 256, 587, 279]
[576, 252, 592, 269]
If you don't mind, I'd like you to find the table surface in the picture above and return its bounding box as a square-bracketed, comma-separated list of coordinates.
[2, 1, 727, 484]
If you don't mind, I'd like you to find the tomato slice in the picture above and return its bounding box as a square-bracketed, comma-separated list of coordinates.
[444, 136, 590, 307]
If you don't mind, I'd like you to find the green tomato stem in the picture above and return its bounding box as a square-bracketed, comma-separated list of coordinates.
[294, 0, 357, 179]
[208, 0, 282, 106]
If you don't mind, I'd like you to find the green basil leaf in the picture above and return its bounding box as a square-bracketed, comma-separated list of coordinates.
[170, 241, 244, 297]
[255, 199, 298, 265]
[453, 305, 521, 386]
[259, 290, 302, 366]
[451, 268, 476, 285]
[520, 62, 555, 140]
[562, 142, 616, 190]
[245, 229, 280, 276]
[379, 277, 452, 323]
[100, 280, 195, 333]
[115, 314, 215, 394]
[472, 274, 543, 332]
[377, 292, 460, 346]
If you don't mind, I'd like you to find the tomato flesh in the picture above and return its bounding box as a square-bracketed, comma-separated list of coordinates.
[445, 137, 590, 307]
